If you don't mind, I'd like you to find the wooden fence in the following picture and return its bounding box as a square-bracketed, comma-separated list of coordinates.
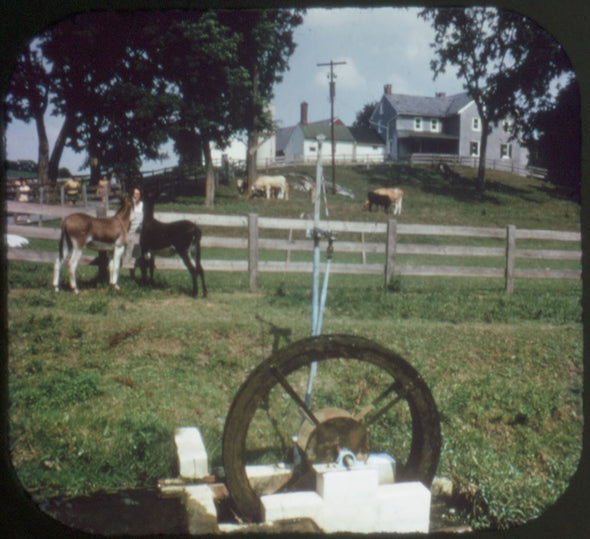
[6, 201, 580, 293]
[408, 153, 546, 178]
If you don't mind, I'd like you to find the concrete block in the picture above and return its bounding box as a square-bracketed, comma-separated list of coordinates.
[376, 482, 431, 533]
[315, 465, 379, 504]
[183, 485, 219, 534]
[175, 427, 209, 480]
[262, 491, 323, 523]
[367, 453, 396, 484]
[316, 502, 379, 533]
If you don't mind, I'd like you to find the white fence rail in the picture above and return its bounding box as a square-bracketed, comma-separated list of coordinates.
[6, 202, 580, 293]
[408, 153, 546, 178]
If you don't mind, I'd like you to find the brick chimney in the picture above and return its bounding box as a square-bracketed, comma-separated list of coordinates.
[384, 84, 392, 95]
[300, 101, 308, 125]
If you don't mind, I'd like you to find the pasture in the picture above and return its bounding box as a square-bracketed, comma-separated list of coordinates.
[6, 163, 583, 531]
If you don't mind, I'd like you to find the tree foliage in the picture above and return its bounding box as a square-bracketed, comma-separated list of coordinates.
[41, 12, 173, 184]
[152, 11, 250, 206]
[527, 79, 580, 201]
[419, 7, 574, 192]
[5, 9, 303, 202]
[353, 101, 378, 129]
[219, 9, 304, 187]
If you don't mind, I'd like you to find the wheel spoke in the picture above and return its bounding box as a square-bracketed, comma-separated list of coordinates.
[360, 381, 415, 426]
[355, 380, 399, 420]
[270, 366, 320, 426]
[363, 393, 404, 426]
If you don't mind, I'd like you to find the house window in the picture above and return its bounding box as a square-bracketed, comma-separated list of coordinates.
[430, 118, 439, 131]
[470, 141, 480, 157]
[502, 120, 512, 133]
[414, 117, 422, 131]
[309, 146, 316, 152]
[472, 117, 481, 131]
[500, 143, 512, 159]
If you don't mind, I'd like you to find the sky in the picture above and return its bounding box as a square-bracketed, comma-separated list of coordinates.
[4, 7, 466, 175]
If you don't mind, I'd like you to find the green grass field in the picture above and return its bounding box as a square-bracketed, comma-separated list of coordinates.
[6, 163, 583, 531]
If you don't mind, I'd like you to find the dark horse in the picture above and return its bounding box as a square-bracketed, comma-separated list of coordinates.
[137, 193, 207, 298]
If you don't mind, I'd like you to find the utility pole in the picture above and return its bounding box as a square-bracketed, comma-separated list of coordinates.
[317, 60, 346, 194]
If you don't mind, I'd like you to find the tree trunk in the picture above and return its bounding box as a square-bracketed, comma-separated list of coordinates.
[90, 156, 101, 186]
[204, 139, 215, 207]
[48, 114, 72, 185]
[477, 122, 490, 192]
[247, 130, 258, 188]
[246, 66, 260, 192]
[35, 113, 50, 187]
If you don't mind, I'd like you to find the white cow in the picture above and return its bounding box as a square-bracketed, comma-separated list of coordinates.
[252, 175, 289, 200]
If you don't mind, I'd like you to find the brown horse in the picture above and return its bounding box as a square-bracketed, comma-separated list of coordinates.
[137, 193, 207, 298]
[53, 196, 133, 293]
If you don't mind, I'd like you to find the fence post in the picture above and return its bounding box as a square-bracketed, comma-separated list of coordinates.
[38, 187, 44, 226]
[248, 213, 259, 291]
[384, 219, 397, 288]
[60, 184, 65, 206]
[505, 224, 516, 293]
[82, 184, 88, 207]
[361, 232, 367, 264]
[286, 228, 293, 263]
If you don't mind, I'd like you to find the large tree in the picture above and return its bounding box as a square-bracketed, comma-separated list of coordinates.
[40, 12, 172, 184]
[155, 11, 249, 206]
[527, 79, 580, 201]
[5, 38, 53, 185]
[419, 7, 573, 192]
[220, 9, 304, 189]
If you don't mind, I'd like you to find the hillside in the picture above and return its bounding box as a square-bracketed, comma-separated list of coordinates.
[159, 163, 580, 233]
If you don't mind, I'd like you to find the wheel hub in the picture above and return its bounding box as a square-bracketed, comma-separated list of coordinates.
[297, 408, 369, 463]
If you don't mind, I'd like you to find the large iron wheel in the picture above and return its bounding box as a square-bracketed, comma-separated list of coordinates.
[222, 334, 441, 523]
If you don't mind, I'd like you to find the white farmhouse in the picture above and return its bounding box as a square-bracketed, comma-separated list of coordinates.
[370, 84, 529, 172]
[276, 102, 385, 164]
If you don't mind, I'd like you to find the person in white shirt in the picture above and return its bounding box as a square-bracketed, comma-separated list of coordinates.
[125, 186, 145, 273]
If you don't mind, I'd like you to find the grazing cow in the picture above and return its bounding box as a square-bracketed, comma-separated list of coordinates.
[237, 176, 289, 200]
[252, 175, 289, 200]
[364, 188, 404, 215]
[373, 187, 404, 215]
[363, 191, 392, 213]
[236, 178, 247, 195]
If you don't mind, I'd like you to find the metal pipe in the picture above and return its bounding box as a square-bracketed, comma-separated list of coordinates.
[306, 135, 326, 407]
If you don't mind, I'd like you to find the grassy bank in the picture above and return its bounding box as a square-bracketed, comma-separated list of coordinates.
[6, 164, 583, 530]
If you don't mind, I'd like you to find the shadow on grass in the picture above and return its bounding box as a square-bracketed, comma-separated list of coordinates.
[255, 314, 293, 353]
[363, 163, 546, 206]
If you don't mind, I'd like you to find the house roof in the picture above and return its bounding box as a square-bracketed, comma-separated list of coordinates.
[276, 121, 384, 154]
[301, 123, 356, 143]
[384, 92, 472, 117]
[349, 126, 385, 145]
